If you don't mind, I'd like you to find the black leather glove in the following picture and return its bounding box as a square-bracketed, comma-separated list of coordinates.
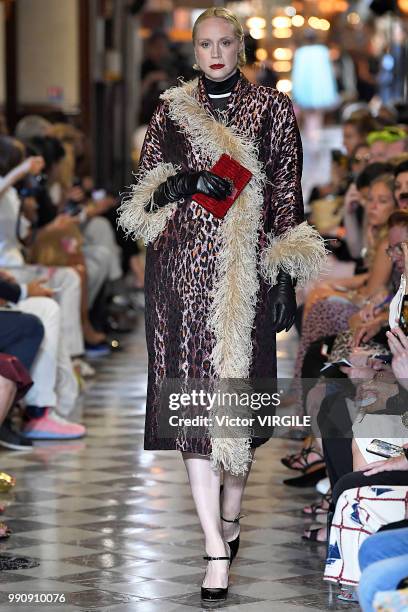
[146, 171, 232, 212]
[270, 271, 297, 333]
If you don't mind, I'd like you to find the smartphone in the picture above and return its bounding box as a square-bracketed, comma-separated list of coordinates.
[327, 295, 352, 305]
[373, 353, 392, 364]
[64, 201, 82, 217]
[320, 358, 352, 372]
[332, 285, 349, 292]
[92, 189, 107, 201]
[366, 438, 404, 459]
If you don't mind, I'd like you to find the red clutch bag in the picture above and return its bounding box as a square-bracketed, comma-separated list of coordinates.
[192, 154, 252, 219]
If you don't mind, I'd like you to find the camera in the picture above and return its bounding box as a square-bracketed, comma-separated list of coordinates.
[17, 173, 48, 199]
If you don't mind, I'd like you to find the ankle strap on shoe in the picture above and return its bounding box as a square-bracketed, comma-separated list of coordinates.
[221, 513, 246, 523]
[203, 555, 230, 561]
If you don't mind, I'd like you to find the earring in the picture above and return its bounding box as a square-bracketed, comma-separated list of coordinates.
[193, 63, 201, 71]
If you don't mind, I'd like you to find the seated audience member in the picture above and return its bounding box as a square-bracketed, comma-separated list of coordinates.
[61, 175, 122, 289]
[282, 174, 402, 489]
[26, 135, 122, 350]
[0, 350, 37, 450]
[290, 173, 396, 423]
[301, 209, 408, 534]
[342, 114, 379, 158]
[0, 271, 86, 440]
[14, 115, 51, 142]
[0, 137, 85, 356]
[308, 149, 349, 206]
[316, 300, 408, 598]
[349, 142, 371, 178]
[394, 159, 408, 211]
[0, 354, 33, 537]
[367, 126, 407, 163]
[359, 526, 408, 610]
[342, 162, 393, 263]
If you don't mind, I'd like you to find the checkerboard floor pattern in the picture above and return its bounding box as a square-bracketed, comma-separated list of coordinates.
[0, 319, 360, 612]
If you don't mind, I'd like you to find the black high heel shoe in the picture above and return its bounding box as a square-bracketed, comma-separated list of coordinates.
[201, 549, 231, 602]
[221, 514, 244, 564]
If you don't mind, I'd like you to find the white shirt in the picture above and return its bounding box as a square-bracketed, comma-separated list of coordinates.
[0, 186, 30, 266]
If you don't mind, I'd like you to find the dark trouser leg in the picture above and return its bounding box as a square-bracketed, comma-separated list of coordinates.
[0, 312, 44, 370]
[317, 390, 354, 489]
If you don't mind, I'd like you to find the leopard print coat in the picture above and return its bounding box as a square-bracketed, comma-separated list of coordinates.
[118, 72, 327, 473]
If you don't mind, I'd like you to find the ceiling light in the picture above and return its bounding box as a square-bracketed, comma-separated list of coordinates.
[250, 28, 266, 40]
[272, 16, 292, 28]
[273, 47, 293, 60]
[273, 27, 292, 38]
[272, 61, 292, 72]
[246, 17, 266, 30]
[276, 79, 292, 93]
[292, 14, 305, 27]
[256, 48, 268, 61]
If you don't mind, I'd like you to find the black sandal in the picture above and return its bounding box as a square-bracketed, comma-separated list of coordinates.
[283, 466, 327, 488]
[221, 514, 245, 564]
[302, 526, 327, 545]
[281, 446, 324, 472]
[201, 551, 230, 602]
[303, 492, 332, 516]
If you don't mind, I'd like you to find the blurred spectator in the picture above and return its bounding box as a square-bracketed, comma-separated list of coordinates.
[367, 126, 407, 162]
[15, 115, 51, 142]
[352, 28, 380, 103]
[350, 143, 371, 178]
[394, 159, 408, 210]
[0, 136, 86, 355]
[0, 352, 35, 450]
[140, 31, 177, 124]
[342, 115, 379, 157]
[330, 42, 357, 104]
[359, 526, 408, 611]
[0, 272, 85, 442]
[241, 35, 277, 88]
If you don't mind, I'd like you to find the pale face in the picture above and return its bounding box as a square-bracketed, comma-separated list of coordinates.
[387, 139, 406, 158]
[395, 171, 408, 210]
[366, 181, 395, 227]
[194, 17, 242, 81]
[387, 225, 408, 273]
[351, 145, 371, 177]
[343, 124, 363, 157]
[370, 140, 388, 163]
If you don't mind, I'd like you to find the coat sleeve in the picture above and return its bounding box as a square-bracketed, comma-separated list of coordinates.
[117, 102, 179, 245]
[259, 93, 327, 287]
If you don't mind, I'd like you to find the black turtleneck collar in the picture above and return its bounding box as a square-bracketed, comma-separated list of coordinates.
[203, 70, 240, 96]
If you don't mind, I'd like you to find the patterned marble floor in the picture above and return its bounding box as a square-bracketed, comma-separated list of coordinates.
[0, 321, 360, 612]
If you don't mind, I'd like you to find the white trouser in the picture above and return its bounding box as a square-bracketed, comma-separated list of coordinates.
[17, 297, 78, 417]
[83, 217, 122, 281]
[4, 265, 83, 357]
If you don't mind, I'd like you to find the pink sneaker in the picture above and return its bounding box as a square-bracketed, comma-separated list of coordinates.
[22, 409, 86, 440]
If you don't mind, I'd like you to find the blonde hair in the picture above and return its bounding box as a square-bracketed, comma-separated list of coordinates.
[365, 172, 396, 266]
[192, 7, 246, 69]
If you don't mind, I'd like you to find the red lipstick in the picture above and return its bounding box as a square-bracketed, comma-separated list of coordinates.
[210, 64, 225, 69]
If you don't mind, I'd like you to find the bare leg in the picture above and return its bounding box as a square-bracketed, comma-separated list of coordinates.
[221, 448, 255, 542]
[0, 377, 17, 425]
[182, 453, 229, 589]
[129, 254, 145, 289]
[74, 264, 106, 345]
